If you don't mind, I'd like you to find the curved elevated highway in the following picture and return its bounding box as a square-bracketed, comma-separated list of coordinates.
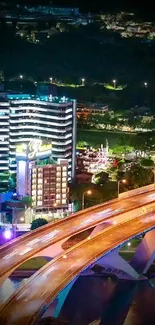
[1, 185, 155, 284]
[1, 210, 155, 325]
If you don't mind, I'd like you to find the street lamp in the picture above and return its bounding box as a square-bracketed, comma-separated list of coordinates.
[118, 179, 127, 198]
[50, 77, 53, 83]
[144, 82, 147, 88]
[82, 190, 92, 210]
[81, 78, 85, 86]
[113, 79, 116, 89]
[19, 75, 23, 79]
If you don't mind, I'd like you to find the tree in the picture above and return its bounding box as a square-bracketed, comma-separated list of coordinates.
[69, 182, 117, 211]
[112, 145, 133, 155]
[21, 196, 32, 208]
[124, 163, 153, 189]
[130, 132, 155, 157]
[94, 171, 109, 185]
[31, 218, 48, 230]
[140, 157, 154, 168]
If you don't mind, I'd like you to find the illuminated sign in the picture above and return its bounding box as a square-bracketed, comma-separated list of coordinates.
[28, 140, 42, 159]
[16, 139, 52, 160]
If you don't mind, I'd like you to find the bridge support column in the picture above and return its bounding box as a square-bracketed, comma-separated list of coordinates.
[95, 249, 139, 280]
[90, 222, 112, 237]
[131, 229, 155, 274]
[52, 279, 77, 318]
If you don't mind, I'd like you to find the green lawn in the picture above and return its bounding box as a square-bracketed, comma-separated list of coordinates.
[77, 129, 135, 149]
[119, 238, 141, 261]
[17, 257, 48, 270]
[119, 251, 135, 261]
[120, 238, 140, 251]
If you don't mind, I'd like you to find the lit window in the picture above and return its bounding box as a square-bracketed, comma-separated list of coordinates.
[57, 178, 61, 183]
[37, 201, 42, 206]
[56, 194, 61, 199]
[63, 166, 67, 171]
[57, 172, 61, 177]
[62, 189, 66, 193]
[56, 199, 60, 204]
[62, 182, 66, 187]
[62, 178, 66, 182]
[62, 199, 67, 204]
[38, 179, 42, 184]
[62, 172, 67, 177]
[62, 194, 66, 198]
[57, 167, 61, 171]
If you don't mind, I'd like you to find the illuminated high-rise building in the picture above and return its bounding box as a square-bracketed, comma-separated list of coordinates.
[0, 95, 10, 181]
[0, 94, 77, 182]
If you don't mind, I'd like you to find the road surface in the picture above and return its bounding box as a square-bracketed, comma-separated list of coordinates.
[1, 188, 155, 280]
[1, 210, 155, 325]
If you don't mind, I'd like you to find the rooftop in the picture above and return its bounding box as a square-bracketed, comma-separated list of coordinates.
[7, 94, 74, 104]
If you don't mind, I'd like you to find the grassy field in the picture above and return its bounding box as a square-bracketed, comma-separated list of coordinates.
[77, 129, 136, 149]
[119, 238, 141, 261]
[17, 257, 48, 270]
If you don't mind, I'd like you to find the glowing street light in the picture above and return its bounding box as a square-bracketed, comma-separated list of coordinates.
[118, 179, 127, 198]
[81, 78, 85, 86]
[19, 75, 23, 79]
[50, 77, 53, 83]
[82, 190, 92, 209]
[128, 242, 131, 247]
[144, 82, 148, 88]
[113, 79, 116, 89]
[3, 229, 12, 240]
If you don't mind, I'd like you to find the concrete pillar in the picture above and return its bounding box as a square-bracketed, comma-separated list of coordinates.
[131, 229, 155, 274]
[53, 279, 76, 318]
[41, 280, 76, 319]
[96, 249, 139, 280]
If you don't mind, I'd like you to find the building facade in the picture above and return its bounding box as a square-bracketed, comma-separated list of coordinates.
[0, 96, 10, 174]
[31, 159, 68, 210]
[0, 94, 76, 181]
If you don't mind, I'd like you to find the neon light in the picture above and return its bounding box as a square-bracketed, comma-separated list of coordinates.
[16, 139, 52, 159]
[28, 139, 42, 159]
